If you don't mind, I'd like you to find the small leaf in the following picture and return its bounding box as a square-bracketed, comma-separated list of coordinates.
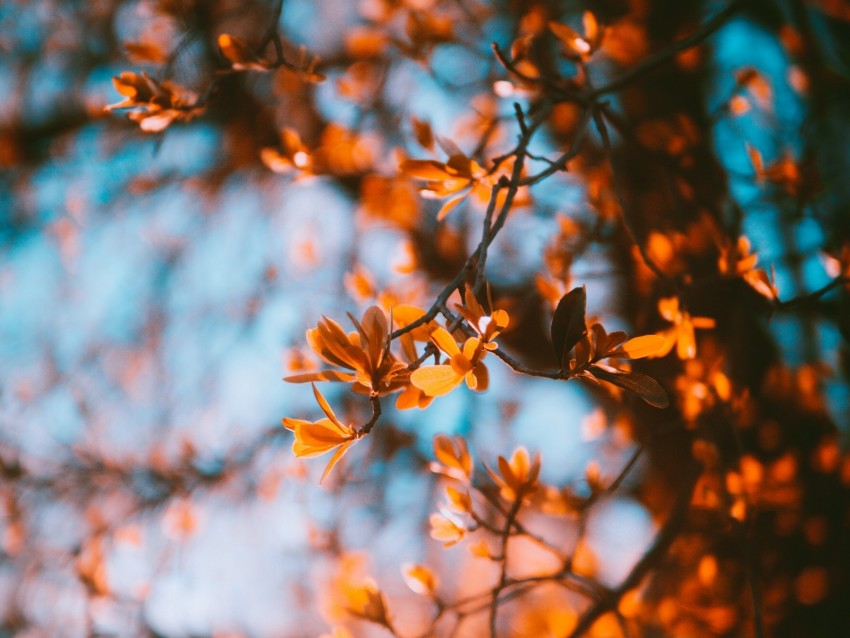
[431, 326, 461, 357]
[590, 367, 669, 408]
[411, 365, 461, 396]
[402, 563, 438, 596]
[138, 113, 177, 133]
[613, 334, 667, 359]
[321, 441, 354, 483]
[283, 370, 356, 383]
[411, 117, 434, 150]
[746, 143, 764, 179]
[548, 21, 581, 46]
[551, 286, 587, 369]
[437, 136, 464, 159]
[312, 383, 341, 425]
[437, 193, 466, 221]
[583, 11, 600, 44]
[399, 159, 452, 180]
[360, 306, 389, 363]
[548, 20, 591, 57]
[602, 330, 628, 353]
[125, 41, 168, 64]
[218, 33, 249, 65]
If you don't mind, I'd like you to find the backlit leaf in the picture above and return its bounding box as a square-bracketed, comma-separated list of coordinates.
[283, 370, 356, 383]
[411, 365, 461, 396]
[399, 159, 452, 180]
[437, 194, 466, 221]
[615, 334, 668, 359]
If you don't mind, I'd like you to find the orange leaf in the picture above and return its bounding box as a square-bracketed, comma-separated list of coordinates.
[218, 33, 250, 64]
[312, 383, 340, 424]
[321, 440, 355, 483]
[411, 365, 462, 396]
[436, 194, 466, 221]
[402, 563, 437, 595]
[284, 370, 356, 383]
[677, 319, 696, 360]
[430, 327, 461, 357]
[432, 434, 472, 478]
[392, 305, 435, 341]
[615, 334, 668, 359]
[400, 159, 453, 180]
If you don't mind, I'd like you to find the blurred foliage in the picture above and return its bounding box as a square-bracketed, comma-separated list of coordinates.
[2, 0, 850, 636]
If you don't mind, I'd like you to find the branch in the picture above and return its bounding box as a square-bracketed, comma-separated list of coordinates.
[491, 43, 580, 100]
[394, 102, 556, 340]
[775, 275, 848, 310]
[489, 495, 524, 637]
[258, 0, 286, 51]
[566, 459, 701, 638]
[591, 0, 744, 98]
[358, 395, 382, 436]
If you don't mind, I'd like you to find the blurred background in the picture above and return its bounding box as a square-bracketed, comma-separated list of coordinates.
[1, 0, 849, 636]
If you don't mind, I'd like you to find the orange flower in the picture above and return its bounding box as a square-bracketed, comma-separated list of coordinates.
[282, 384, 359, 482]
[651, 296, 715, 360]
[344, 580, 391, 626]
[409, 291, 508, 398]
[676, 360, 733, 421]
[718, 236, 778, 301]
[410, 327, 490, 397]
[429, 433, 473, 482]
[549, 11, 603, 61]
[444, 485, 473, 513]
[400, 138, 496, 220]
[454, 286, 509, 349]
[105, 71, 203, 132]
[218, 33, 273, 72]
[285, 306, 408, 396]
[486, 446, 541, 502]
[747, 144, 803, 196]
[429, 510, 467, 546]
[402, 563, 438, 596]
[217, 33, 325, 81]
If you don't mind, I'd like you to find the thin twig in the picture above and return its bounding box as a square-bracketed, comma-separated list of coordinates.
[566, 459, 701, 638]
[357, 395, 382, 436]
[519, 107, 592, 186]
[489, 495, 524, 637]
[775, 275, 848, 309]
[591, 0, 743, 98]
[491, 43, 580, 100]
